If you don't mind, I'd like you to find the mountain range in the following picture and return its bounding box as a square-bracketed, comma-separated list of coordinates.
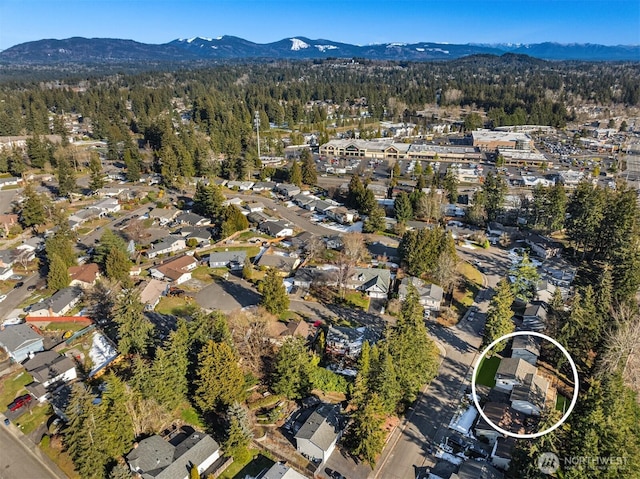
[0, 36, 638, 63]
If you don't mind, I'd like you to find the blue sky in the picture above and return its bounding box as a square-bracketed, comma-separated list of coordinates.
[1, 0, 639, 51]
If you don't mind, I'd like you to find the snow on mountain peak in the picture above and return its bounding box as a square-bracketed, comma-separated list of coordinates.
[290, 38, 310, 50]
[315, 44, 338, 52]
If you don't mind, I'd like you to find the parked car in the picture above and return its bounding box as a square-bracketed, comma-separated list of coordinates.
[0, 294, 8, 302]
[8, 394, 32, 411]
[2, 317, 23, 326]
[14, 282, 24, 289]
[9, 275, 22, 281]
[27, 285, 36, 291]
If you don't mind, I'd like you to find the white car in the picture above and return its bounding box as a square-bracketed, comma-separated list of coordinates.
[0, 294, 8, 302]
[2, 317, 23, 326]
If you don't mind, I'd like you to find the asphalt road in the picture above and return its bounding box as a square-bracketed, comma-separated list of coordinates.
[371, 245, 510, 479]
[0, 273, 40, 320]
[0, 415, 66, 479]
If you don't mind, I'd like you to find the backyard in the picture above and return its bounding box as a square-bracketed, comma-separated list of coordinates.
[218, 451, 275, 479]
[475, 356, 500, 388]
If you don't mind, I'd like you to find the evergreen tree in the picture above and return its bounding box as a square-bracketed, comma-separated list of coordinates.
[45, 227, 76, 269]
[369, 342, 401, 413]
[19, 182, 46, 228]
[300, 149, 317, 185]
[148, 320, 190, 409]
[389, 282, 439, 404]
[259, 267, 289, 315]
[123, 149, 141, 183]
[105, 246, 132, 283]
[482, 171, 507, 222]
[348, 393, 386, 466]
[362, 206, 386, 234]
[47, 253, 71, 291]
[88, 153, 105, 192]
[511, 254, 540, 303]
[195, 340, 245, 412]
[108, 462, 132, 479]
[56, 155, 77, 197]
[220, 205, 249, 239]
[223, 402, 253, 460]
[346, 175, 366, 209]
[98, 374, 134, 459]
[482, 279, 515, 354]
[192, 182, 225, 221]
[113, 288, 153, 355]
[272, 336, 314, 399]
[394, 192, 413, 223]
[289, 159, 302, 186]
[443, 169, 459, 204]
[94, 229, 129, 269]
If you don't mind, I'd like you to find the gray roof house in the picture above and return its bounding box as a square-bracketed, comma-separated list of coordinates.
[0, 323, 44, 363]
[260, 462, 306, 479]
[147, 235, 187, 259]
[348, 268, 391, 299]
[149, 208, 180, 225]
[522, 302, 548, 332]
[294, 404, 342, 464]
[126, 427, 221, 479]
[398, 277, 444, 311]
[276, 183, 302, 198]
[457, 459, 503, 479]
[325, 325, 379, 359]
[23, 350, 78, 401]
[175, 211, 211, 227]
[494, 358, 537, 392]
[510, 373, 549, 416]
[179, 226, 212, 244]
[256, 250, 300, 273]
[28, 286, 83, 318]
[511, 336, 541, 366]
[259, 220, 294, 238]
[209, 250, 247, 270]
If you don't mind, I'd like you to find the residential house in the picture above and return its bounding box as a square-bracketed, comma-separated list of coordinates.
[179, 226, 212, 245]
[68, 208, 100, 229]
[525, 233, 560, 259]
[456, 459, 504, 479]
[348, 268, 391, 298]
[474, 402, 525, 445]
[294, 404, 342, 464]
[275, 183, 301, 198]
[325, 325, 379, 360]
[17, 236, 45, 253]
[247, 211, 274, 225]
[28, 287, 83, 318]
[511, 336, 540, 366]
[148, 208, 180, 226]
[23, 350, 77, 402]
[208, 250, 247, 270]
[251, 181, 276, 192]
[326, 206, 356, 224]
[292, 193, 315, 209]
[97, 187, 127, 198]
[491, 437, 517, 471]
[494, 358, 537, 392]
[367, 241, 400, 262]
[398, 277, 443, 311]
[0, 249, 15, 280]
[222, 197, 243, 207]
[292, 267, 337, 289]
[88, 198, 121, 215]
[268, 320, 315, 345]
[510, 373, 549, 416]
[68, 263, 100, 289]
[367, 183, 388, 199]
[147, 235, 187, 259]
[0, 213, 19, 236]
[0, 176, 21, 188]
[259, 220, 294, 238]
[226, 180, 254, 191]
[260, 462, 306, 479]
[244, 202, 265, 213]
[487, 222, 505, 238]
[0, 323, 44, 363]
[126, 427, 221, 479]
[140, 279, 169, 311]
[150, 255, 198, 284]
[324, 235, 343, 250]
[174, 211, 211, 227]
[256, 249, 300, 274]
[535, 279, 556, 304]
[289, 231, 316, 253]
[522, 302, 548, 332]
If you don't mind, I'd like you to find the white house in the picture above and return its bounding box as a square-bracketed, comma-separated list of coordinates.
[398, 277, 443, 311]
[149, 255, 198, 284]
[88, 198, 121, 215]
[23, 351, 78, 402]
[0, 323, 44, 363]
[294, 404, 342, 464]
[494, 358, 537, 392]
[146, 235, 187, 259]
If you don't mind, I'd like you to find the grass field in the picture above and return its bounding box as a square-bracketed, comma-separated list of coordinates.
[475, 356, 500, 387]
[178, 404, 205, 428]
[191, 265, 219, 283]
[458, 261, 483, 286]
[15, 403, 51, 435]
[343, 291, 371, 311]
[42, 322, 89, 333]
[155, 296, 197, 317]
[40, 435, 80, 479]
[0, 370, 33, 408]
[556, 394, 568, 413]
[218, 452, 274, 479]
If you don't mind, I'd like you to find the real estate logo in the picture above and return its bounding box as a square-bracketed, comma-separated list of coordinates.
[538, 452, 560, 474]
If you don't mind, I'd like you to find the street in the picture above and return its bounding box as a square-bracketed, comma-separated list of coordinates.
[0, 415, 67, 479]
[371, 245, 510, 479]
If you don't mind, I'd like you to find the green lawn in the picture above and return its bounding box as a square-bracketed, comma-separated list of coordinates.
[178, 404, 205, 428]
[155, 296, 198, 317]
[343, 291, 371, 311]
[15, 403, 52, 435]
[475, 356, 500, 387]
[205, 246, 261, 258]
[556, 394, 568, 413]
[191, 265, 218, 283]
[218, 452, 274, 479]
[458, 261, 483, 286]
[236, 230, 270, 241]
[42, 322, 89, 332]
[40, 435, 80, 479]
[0, 370, 33, 408]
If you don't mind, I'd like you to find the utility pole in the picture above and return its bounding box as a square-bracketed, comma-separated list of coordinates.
[254, 111, 261, 160]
